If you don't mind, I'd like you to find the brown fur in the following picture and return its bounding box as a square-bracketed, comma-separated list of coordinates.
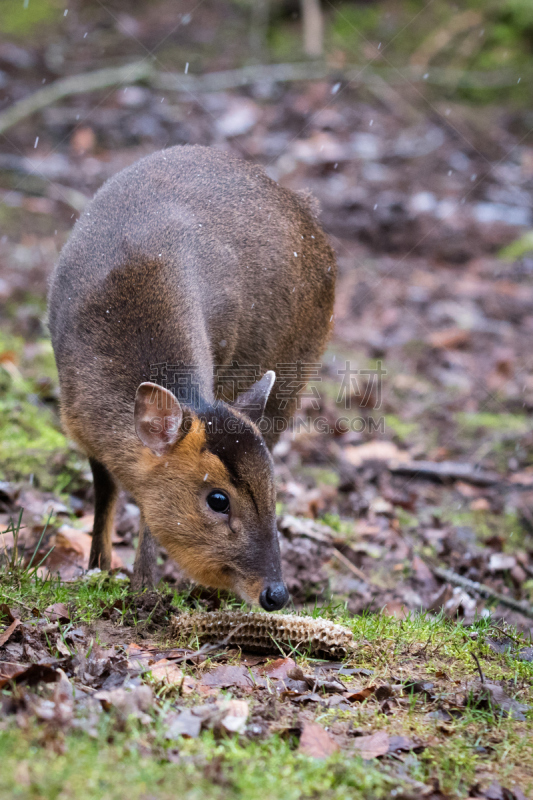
[47, 145, 336, 602]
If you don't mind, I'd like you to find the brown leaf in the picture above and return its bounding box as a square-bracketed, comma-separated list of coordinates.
[55, 637, 71, 657]
[198, 665, 257, 692]
[0, 661, 30, 687]
[286, 666, 345, 694]
[29, 669, 74, 726]
[70, 126, 96, 155]
[43, 603, 70, 622]
[480, 683, 529, 720]
[259, 657, 296, 679]
[220, 699, 249, 733]
[240, 654, 268, 666]
[149, 659, 197, 693]
[166, 699, 249, 739]
[344, 685, 376, 702]
[0, 618, 21, 647]
[150, 659, 185, 683]
[165, 708, 203, 739]
[0, 604, 17, 623]
[509, 471, 533, 487]
[344, 441, 409, 467]
[352, 730, 390, 759]
[0, 662, 59, 688]
[44, 528, 123, 579]
[387, 735, 421, 753]
[428, 327, 470, 349]
[298, 721, 339, 758]
[412, 555, 436, 588]
[94, 685, 153, 722]
[126, 642, 153, 670]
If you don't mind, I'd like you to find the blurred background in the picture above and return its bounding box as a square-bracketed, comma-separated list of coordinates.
[1, 0, 533, 626]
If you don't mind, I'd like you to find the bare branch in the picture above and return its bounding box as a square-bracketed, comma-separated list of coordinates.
[0, 60, 526, 136]
[0, 61, 153, 136]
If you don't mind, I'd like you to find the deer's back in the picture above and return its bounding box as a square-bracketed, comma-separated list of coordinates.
[48, 146, 336, 451]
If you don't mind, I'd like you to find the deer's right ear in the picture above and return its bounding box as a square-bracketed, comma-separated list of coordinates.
[134, 382, 184, 456]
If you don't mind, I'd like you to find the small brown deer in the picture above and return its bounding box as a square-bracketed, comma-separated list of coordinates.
[48, 145, 336, 610]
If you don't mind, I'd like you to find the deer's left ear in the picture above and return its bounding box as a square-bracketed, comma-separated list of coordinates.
[134, 382, 185, 456]
[232, 371, 275, 424]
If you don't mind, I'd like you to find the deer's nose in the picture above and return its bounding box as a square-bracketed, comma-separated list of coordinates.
[260, 582, 289, 611]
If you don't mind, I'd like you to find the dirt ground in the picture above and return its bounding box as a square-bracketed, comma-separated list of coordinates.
[2, 19, 533, 630]
[1, 4, 533, 798]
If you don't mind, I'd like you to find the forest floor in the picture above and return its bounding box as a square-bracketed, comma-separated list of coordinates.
[2, 3, 533, 798]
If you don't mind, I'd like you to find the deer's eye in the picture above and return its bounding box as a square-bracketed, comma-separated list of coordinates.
[207, 490, 230, 514]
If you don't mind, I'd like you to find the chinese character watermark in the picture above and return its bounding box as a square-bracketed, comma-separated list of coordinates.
[336, 360, 386, 409]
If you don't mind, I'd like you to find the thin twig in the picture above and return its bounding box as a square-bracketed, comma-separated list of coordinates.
[488, 624, 524, 646]
[331, 548, 368, 583]
[388, 459, 500, 486]
[430, 564, 533, 619]
[471, 652, 485, 685]
[0, 592, 34, 612]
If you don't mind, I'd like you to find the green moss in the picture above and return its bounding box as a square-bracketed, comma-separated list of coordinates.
[442, 507, 529, 551]
[0, 202, 59, 238]
[0, 0, 61, 39]
[299, 466, 340, 488]
[320, 512, 354, 538]
[455, 411, 531, 434]
[500, 231, 533, 260]
[268, 23, 303, 62]
[328, 4, 382, 54]
[0, 333, 84, 492]
[396, 508, 419, 530]
[0, 724, 399, 800]
[384, 414, 418, 442]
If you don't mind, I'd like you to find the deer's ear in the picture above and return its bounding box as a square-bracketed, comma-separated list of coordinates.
[232, 371, 275, 424]
[134, 382, 184, 455]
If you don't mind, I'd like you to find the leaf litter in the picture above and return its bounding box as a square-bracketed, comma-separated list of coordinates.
[2, 5, 533, 795]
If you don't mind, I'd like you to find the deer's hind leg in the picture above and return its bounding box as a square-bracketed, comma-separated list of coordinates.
[88, 457, 118, 571]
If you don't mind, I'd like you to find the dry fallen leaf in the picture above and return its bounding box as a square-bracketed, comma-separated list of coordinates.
[0, 662, 59, 689]
[428, 327, 470, 349]
[478, 683, 529, 721]
[43, 603, 70, 622]
[488, 553, 516, 572]
[198, 665, 257, 692]
[0, 618, 21, 647]
[0, 661, 30, 687]
[509, 471, 533, 486]
[165, 708, 203, 739]
[126, 642, 153, 671]
[298, 721, 339, 758]
[70, 126, 96, 155]
[94, 685, 153, 723]
[352, 730, 390, 759]
[149, 659, 197, 693]
[344, 685, 376, 703]
[286, 665, 345, 694]
[29, 669, 74, 726]
[44, 528, 123, 578]
[259, 657, 296, 680]
[344, 441, 410, 467]
[387, 735, 421, 754]
[220, 699, 249, 733]
[165, 699, 249, 740]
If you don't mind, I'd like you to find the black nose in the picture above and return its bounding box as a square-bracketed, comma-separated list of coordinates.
[260, 582, 289, 611]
